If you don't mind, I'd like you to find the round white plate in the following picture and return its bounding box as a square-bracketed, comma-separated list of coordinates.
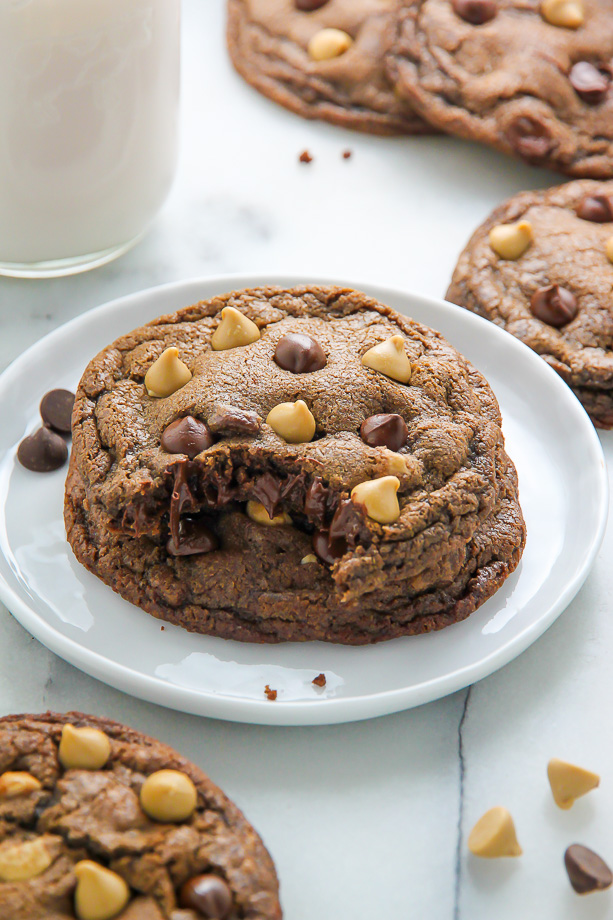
[0, 275, 607, 725]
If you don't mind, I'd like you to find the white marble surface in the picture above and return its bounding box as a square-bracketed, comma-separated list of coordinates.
[1, 1, 613, 917]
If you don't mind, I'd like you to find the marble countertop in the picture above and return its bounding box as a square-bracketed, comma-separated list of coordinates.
[2, 2, 613, 918]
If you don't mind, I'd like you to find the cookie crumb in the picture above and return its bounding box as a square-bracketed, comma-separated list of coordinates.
[265, 685, 278, 701]
[160, 626, 165, 631]
[312, 673, 326, 687]
[342, 149, 352, 160]
[299, 150, 313, 164]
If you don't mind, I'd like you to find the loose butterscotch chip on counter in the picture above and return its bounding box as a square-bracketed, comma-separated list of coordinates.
[351, 476, 400, 524]
[266, 399, 316, 443]
[145, 347, 192, 398]
[140, 769, 197, 823]
[468, 807, 522, 858]
[0, 838, 53, 881]
[74, 861, 131, 920]
[211, 306, 260, 351]
[59, 724, 111, 770]
[489, 221, 533, 260]
[307, 28, 352, 61]
[541, 0, 584, 28]
[361, 336, 412, 383]
[547, 758, 600, 809]
[247, 501, 292, 526]
[0, 771, 42, 798]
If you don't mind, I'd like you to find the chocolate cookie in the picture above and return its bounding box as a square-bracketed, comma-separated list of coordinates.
[388, 0, 613, 176]
[0, 711, 281, 920]
[227, 0, 432, 135]
[446, 180, 613, 427]
[65, 285, 525, 644]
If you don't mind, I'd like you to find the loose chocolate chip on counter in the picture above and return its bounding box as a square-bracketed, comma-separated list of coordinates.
[207, 405, 261, 436]
[569, 62, 610, 104]
[17, 427, 68, 472]
[576, 194, 613, 222]
[161, 416, 213, 459]
[312, 673, 326, 687]
[39, 389, 75, 434]
[312, 529, 347, 565]
[265, 685, 278, 702]
[299, 150, 313, 164]
[452, 0, 497, 24]
[360, 413, 408, 452]
[179, 874, 233, 919]
[274, 333, 327, 374]
[530, 285, 578, 327]
[167, 517, 218, 557]
[295, 0, 329, 8]
[505, 116, 553, 159]
[564, 845, 613, 894]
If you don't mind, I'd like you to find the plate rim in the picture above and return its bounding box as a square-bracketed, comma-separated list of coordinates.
[0, 272, 608, 725]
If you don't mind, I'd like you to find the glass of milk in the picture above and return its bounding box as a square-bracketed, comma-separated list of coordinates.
[0, 0, 180, 278]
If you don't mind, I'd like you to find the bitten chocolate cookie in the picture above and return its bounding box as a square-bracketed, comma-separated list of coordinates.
[0, 711, 281, 920]
[447, 180, 613, 427]
[65, 285, 525, 644]
[388, 0, 613, 176]
[227, 0, 432, 135]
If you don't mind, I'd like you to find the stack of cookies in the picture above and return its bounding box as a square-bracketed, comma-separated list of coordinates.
[227, 0, 613, 177]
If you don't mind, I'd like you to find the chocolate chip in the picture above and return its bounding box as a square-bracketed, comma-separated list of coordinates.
[569, 62, 610, 104]
[167, 517, 218, 557]
[179, 874, 232, 918]
[360, 414, 408, 452]
[506, 116, 553, 160]
[304, 478, 332, 528]
[39, 389, 75, 434]
[530, 285, 578, 327]
[251, 472, 282, 519]
[295, 0, 329, 8]
[17, 427, 68, 472]
[274, 333, 327, 374]
[576, 194, 613, 222]
[329, 499, 365, 545]
[564, 845, 613, 894]
[207, 405, 261, 436]
[312, 529, 347, 565]
[452, 0, 497, 24]
[161, 416, 213, 459]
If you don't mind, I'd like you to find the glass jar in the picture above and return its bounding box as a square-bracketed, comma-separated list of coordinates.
[0, 0, 180, 278]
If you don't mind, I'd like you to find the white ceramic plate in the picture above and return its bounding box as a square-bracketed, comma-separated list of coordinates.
[0, 275, 607, 725]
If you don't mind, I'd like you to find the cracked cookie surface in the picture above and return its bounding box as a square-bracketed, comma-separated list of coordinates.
[0, 712, 281, 920]
[65, 285, 525, 644]
[447, 180, 613, 427]
[388, 0, 613, 176]
[227, 0, 432, 134]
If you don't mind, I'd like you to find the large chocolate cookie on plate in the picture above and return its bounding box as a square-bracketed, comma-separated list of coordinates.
[0, 711, 281, 919]
[447, 180, 613, 427]
[388, 0, 613, 176]
[227, 0, 432, 135]
[65, 285, 525, 644]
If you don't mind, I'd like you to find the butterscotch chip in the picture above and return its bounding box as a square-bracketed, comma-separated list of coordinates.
[247, 501, 292, 526]
[547, 758, 600, 809]
[541, 0, 584, 28]
[140, 769, 197, 823]
[301, 554, 318, 564]
[266, 399, 316, 443]
[59, 724, 111, 770]
[145, 347, 192, 398]
[308, 28, 353, 61]
[606, 236, 613, 263]
[489, 221, 533, 260]
[361, 335, 412, 383]
[351, 476, 400, 524]
[468, 807, 522, 858]
[0, 838, 52, 881]
[211, 306, 260, 351]
[0, 772, 42, 798]
[74, 861, 130, 920]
